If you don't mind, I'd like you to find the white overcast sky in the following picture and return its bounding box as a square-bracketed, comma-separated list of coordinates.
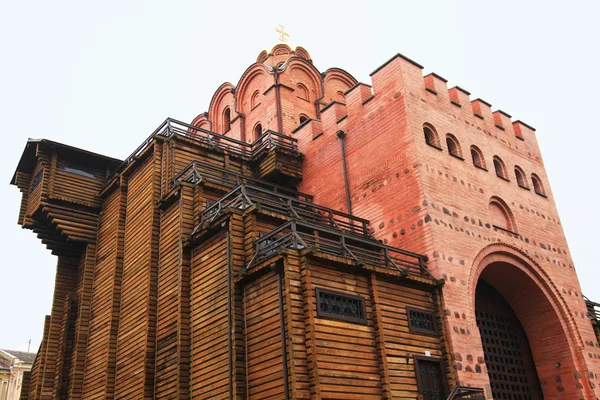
[1, 1, 598, 351]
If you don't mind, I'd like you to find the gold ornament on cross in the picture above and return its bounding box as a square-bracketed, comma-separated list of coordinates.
[276, 25, 290, 43]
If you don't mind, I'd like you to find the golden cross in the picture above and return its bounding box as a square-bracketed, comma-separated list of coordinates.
[275, 24, 290, 43]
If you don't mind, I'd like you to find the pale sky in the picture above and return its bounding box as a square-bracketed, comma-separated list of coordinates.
[1, 0, 598, 352]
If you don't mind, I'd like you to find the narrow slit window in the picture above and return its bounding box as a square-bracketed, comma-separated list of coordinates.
[223, 107, 231, 133]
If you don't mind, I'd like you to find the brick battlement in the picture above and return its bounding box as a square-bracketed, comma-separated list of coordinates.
[367, 53, 537, 141]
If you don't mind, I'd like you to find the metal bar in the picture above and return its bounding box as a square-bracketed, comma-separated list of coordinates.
[337, 130, 353, 215]
[277, 271, 290, 400]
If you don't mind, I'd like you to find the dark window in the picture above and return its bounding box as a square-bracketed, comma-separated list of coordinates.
[254, 123, 262, 140]
[446, 134, 462, 159]
[31, 170, 43, 190]
[223, 107, 231, 133]
[316, 288, 366, 324]
[470, 146, 486, 170]
[531, 174, 546, 197]
[424, 124, 441, 149]
[407, 307, 437, 335]
[493, 156, 508, 180]
[515, 166, 528, 189]
[60, 160, 99, 179]
[299, 114, 309, 124]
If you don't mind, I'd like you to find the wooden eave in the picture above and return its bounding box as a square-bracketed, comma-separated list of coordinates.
[11, 138, 122, 185]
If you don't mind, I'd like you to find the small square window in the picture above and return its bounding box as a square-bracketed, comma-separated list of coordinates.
[316, 288, 366, 324]
[407, 307, 437, 335]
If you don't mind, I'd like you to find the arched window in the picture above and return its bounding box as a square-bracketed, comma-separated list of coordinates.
[299, 114, 309, 124]
[493, 156, 508, 180]
[446, 134, 463, 159]
[223, 107, 231, 133]
[531, 174, 546, 197]
[470, 146, 486, 170]
[251, 91, 260, 109]
[254, 123, 262, 140]
[514, 166, 528, 189]
[489, 196, 516, 233]
[297, 83, 309, 101]
[424, 124, 441, 149]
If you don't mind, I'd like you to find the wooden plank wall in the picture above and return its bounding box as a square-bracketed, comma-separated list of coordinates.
[113, 151, 160, 400]
[20, 370, 32, 400]
[28, 316, 50, 400]
[189, 232, 230, 399]
[54, 295, 76, 400]
[376, 278, 444, 399]
[303, 262, 382, 399]
[243, 272, 285, 399]
[154, 182, 194, 399]
[66, 245, 96, 399]
[38, 256, 79, 400]
[51, 154, 104, 208]
[81, 185, 127, 399]
[283, 255, 310, 399]
[154, 199, 181, 398]
[229, 212, 246, 399]
[25, 156, 48, 225]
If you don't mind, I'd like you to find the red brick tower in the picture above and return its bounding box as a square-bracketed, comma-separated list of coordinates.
[189, 44, 600, 398]
[290, 52, 600, 399]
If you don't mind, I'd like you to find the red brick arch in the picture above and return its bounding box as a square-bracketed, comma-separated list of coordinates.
[468, 243, 591, 399]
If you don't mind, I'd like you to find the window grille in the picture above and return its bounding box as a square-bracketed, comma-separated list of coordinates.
[316, 288, 366, 324]
[407, 307, 437, 334]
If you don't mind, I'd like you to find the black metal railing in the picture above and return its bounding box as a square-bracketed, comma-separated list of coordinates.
[585, 296, 600, 322]
[447, 386, 485, 399]
[247, 221, 432, 280]
[113, 118, 299, 175]
[198, 184, 370, 236]
[173, 160, 312, 202]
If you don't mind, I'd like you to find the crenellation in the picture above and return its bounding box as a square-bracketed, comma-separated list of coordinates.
[492, 109, 512, 131]
[471, 98, 492, 120]
[513, 119, 536, 140]
[344, 82, 373, 111]
[424, 72, 448, 96]
[448, 86, 471, 107]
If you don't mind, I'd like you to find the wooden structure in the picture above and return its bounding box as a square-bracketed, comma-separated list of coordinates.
[13, 114, 454, 398]
[14, 43, 600, 399]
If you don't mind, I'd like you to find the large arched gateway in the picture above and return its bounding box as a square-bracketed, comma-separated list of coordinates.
[476, 280, 543, 398]
[470, 244, 594, 399]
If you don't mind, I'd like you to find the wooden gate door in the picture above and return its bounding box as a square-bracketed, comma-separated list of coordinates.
[476, 281, 544, 399]
[415, 357, 448, 400]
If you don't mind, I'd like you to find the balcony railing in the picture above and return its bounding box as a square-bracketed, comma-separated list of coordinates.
[113, 118, 299, 175]
[585, 296, 600, 322]
[248, 220, 432, 280]
[447, 386, 485, 399]
[198, 184, 370, 236]
[173, 161, 312, 202]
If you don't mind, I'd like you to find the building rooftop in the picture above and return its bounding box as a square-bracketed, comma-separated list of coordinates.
[0, 349, 36, 364]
